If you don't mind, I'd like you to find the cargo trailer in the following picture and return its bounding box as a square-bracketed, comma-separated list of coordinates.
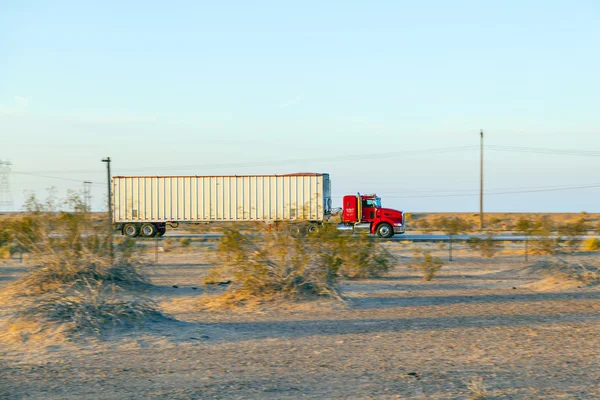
[111, 173, 404, 238]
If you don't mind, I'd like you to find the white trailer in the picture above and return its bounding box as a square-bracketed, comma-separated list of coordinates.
[112, 173, 332, 237]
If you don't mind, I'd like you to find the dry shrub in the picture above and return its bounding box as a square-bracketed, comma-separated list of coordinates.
[7, 193, 148, 296]
[583, 237, 599, 251]
[2, 192, 161, 338]
[416, 219, 431, 231]
[467, 236, 500, 258]
[523, 259, 600, 287]
[0, 245, 11, 259]
[0, 225, 17, 259]
[13, 253, 149, 296]
[162, 238, 175, 252]
[466, 376, 489, 400]
[13, 281, 167, 335]
[554, 260, 600, 285]
[558, 218, 589, 253]
[332, 232, 395, 279]
[409, 248, 443, 281]
[203, 230, 340, 307]
[202, 227, 395, 307]
[434, 216, 474, 235]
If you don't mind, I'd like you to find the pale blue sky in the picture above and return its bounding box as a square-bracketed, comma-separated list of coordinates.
[1, 0, 599, 212]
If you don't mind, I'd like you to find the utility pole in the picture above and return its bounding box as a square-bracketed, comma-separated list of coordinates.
[479, 130, 484, 231]
[101, 157, 113, 260]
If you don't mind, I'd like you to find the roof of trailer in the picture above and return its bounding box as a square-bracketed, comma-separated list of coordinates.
[112, 173, 328, 178]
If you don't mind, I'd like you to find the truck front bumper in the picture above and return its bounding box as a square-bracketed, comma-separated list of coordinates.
[393, 225, 405, 234]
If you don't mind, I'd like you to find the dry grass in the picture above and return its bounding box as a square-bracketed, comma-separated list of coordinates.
[200, 229, 341, 308]
[1, 192, 164, 341]
[583, 237, 599, 251]
[200, 227, 396, 308]
[467, 235, 500, 258]
[8, 256, 149, 297]
[409, 248, 444, 281]
[518, 258, 600, 290]
[13, 281, 167, 335]
[409, 212, 600, 233]
[466, 376, 489, 399]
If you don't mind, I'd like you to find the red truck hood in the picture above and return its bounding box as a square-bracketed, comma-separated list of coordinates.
[380, 208, 404, 223]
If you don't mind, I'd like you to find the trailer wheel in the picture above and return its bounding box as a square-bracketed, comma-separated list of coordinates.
[123, 223, 140, 238]
[307, 224, 319, 234]
[376, 223, 393, 238]
[140, 223, 158, 238]
[287, 224, 301, 237]
[156, 227, 166, 237]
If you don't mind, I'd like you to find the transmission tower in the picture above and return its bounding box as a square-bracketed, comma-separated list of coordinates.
[0, 160, 14, 212]
[83, 181, 92, 211]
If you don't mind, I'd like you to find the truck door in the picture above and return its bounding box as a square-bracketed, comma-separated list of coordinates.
[361, 198, 376, 222]
[342, 195, 358, 223]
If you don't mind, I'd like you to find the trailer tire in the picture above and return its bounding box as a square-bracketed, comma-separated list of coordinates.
[123, 223, 140, 238]
[288, 224, 303, 237]
[307, 224, 319, 234]
[376, 223, 393, 238]
[140, 223, 158, 238]
[156, 227, 166, 237]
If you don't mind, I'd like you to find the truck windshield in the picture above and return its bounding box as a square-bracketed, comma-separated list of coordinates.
[375, 197, 381, 208]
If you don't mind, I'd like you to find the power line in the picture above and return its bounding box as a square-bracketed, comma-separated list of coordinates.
[488, 145, 600, 157]
[11, 144, 600, 176]
[381, 181, 600, 195]
[384, 183, 600, 199]
[12, 171, 103, 185]
[12, 145, 478, 174]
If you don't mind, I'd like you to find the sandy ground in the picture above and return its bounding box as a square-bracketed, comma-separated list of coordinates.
[1, 243, 600, 399]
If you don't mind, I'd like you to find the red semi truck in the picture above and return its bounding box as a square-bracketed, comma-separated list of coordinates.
[338, 193, 405, 237]
[112, 174, 405, 237]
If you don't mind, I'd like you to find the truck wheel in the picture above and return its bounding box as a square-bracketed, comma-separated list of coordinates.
[123, 223, 140, 237]
[376, 223, 393, 238]
[140, 223, 157, 238]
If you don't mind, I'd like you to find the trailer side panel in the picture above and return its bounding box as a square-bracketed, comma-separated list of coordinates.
[112, 174, 330, 223]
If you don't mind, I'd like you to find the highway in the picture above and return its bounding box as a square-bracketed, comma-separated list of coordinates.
[156, 233, 600, 242]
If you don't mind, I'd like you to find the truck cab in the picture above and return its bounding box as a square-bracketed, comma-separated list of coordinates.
[340, 193, 405, 237]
